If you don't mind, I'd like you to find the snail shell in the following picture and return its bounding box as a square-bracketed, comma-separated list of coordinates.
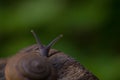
[5, 51, 56, 80]
[5, 30, 62, 80]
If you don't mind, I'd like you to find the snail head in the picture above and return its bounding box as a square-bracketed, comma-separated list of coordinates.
[31, 30, 63, 57]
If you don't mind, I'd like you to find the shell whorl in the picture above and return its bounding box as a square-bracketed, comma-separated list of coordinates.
[17, 53, 52, 80]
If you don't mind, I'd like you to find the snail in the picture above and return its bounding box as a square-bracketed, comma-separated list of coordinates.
[5, 30, 63, 80]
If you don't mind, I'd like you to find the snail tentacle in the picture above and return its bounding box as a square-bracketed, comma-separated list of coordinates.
[31, 30, 62, 57]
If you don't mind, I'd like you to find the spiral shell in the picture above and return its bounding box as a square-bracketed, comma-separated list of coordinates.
[5, 52, 57, 80]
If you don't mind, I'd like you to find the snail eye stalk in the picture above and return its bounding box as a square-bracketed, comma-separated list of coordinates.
[31, 30, 63, 57]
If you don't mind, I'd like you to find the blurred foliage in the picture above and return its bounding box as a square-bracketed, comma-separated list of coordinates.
[0, 0, 120, 80]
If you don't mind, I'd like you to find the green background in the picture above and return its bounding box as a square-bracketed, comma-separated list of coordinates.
[0, 0, 120, 80]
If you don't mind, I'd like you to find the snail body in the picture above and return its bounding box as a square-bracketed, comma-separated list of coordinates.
[5, 30, 62, 80]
